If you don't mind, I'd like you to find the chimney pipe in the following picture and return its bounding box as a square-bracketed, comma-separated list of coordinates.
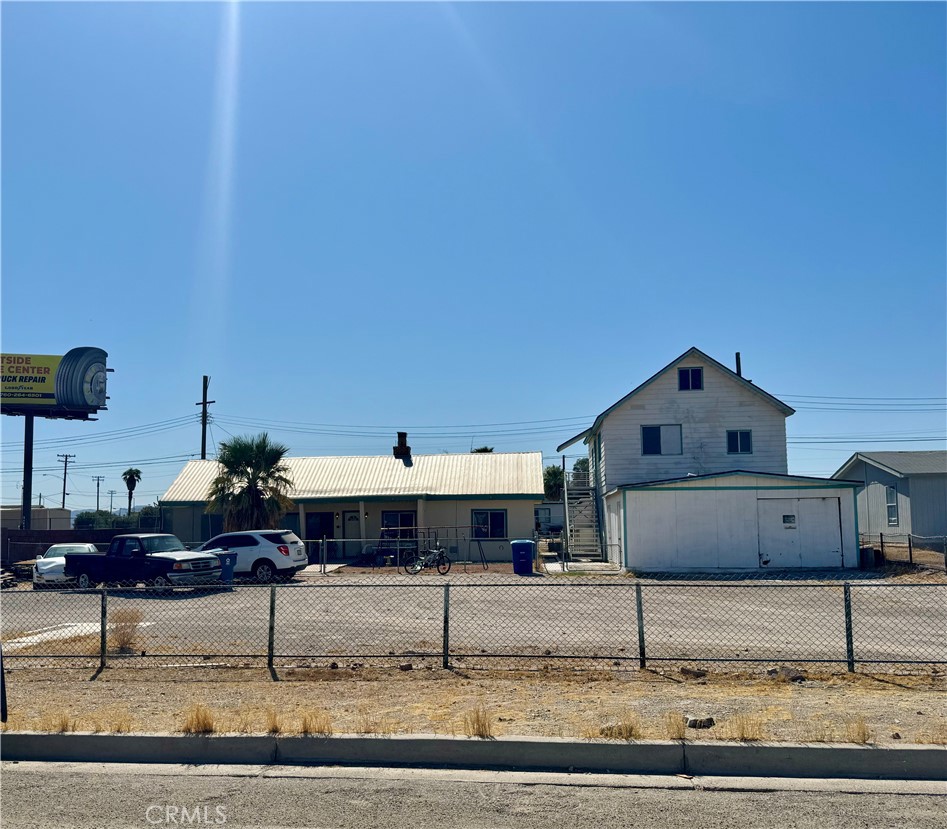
[735, 352, 742, 377]
[393, 431, 411, 458]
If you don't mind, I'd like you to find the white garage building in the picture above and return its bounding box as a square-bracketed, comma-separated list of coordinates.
[559, 347, 862, 572]
[611, 471, 859, 571]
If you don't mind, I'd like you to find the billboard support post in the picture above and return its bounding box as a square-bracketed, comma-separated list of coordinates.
[20, 415, 34, 530]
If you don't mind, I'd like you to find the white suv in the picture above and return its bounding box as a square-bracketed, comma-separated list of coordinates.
[198, 530, 308, 583]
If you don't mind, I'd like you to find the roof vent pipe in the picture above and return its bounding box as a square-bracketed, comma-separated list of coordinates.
[735, 352, 742, 377]
[393, 431, 411, 459]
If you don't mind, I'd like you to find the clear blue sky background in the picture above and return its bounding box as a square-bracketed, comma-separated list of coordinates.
[2, 2, 945, 513]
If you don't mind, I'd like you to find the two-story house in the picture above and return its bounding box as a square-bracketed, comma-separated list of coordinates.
[557, 347, 859, 571]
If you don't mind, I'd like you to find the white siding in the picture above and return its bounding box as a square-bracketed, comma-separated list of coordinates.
[623, 476, 857, 571]
[600, 359, 788, 487]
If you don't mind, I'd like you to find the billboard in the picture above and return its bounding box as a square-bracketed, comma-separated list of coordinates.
[1, 347, 109, 419]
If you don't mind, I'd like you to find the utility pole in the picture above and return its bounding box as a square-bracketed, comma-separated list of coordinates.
[57, 454, 75, 509]
[108, 490, 116, 513]
[37, 493, 43, 507]
[92, 476, 105, 512]
[195, 375, 216, 460]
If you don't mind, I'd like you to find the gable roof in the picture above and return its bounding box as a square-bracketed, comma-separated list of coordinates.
[832, 451, 947, 480]
[556, 347, 794, 452]
[160, 452, 544, 504]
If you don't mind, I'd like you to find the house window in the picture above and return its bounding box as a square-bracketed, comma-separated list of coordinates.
[472, 509, 507, 539]
[678, 367, 703, 391]
[727, 430, 753, 454]
[641, 424, 683, 456]
[886, 486, 899, 527]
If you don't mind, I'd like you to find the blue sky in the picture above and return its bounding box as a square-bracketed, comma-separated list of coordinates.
[2, 2, 945, 513]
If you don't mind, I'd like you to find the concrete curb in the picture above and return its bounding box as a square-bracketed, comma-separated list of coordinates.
[2, 733, 944, 781]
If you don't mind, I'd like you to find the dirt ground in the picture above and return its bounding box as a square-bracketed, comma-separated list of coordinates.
[3, 663, 944, 746]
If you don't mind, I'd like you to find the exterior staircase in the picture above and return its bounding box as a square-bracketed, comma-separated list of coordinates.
[563, 472, 605, 561]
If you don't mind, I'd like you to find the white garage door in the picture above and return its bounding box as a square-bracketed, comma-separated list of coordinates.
[758, 497, 842, 569]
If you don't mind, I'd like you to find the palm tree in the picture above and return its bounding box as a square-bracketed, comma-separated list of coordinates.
[207, 433, 294, 532]
[121, 468, 142, 517]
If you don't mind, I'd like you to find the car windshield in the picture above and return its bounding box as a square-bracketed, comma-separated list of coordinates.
[141, 536, 186, 554]
[44, 545, 93, 558]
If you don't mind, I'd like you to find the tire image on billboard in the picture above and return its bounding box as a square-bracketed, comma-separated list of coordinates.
[54, 347, 108, 409]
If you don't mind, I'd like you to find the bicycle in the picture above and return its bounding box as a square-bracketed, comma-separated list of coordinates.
[402, 545, 451, 576]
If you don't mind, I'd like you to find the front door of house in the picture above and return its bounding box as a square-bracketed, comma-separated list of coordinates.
[342, 510, 362, 558]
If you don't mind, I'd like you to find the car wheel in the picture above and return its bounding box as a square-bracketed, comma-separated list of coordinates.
[153, 575, 172, 593]
[76, 572, 93, 590]
[253, 562, 275, 584]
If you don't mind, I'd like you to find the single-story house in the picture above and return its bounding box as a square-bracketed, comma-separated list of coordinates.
[611, 471, 860, 571]
[831, 451, 947, 538]
[159, 446, 544, 562]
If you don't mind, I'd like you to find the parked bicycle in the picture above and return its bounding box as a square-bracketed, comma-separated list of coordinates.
[402, 545, 451, 575]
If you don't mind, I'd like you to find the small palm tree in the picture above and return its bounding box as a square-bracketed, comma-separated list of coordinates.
[207, 433, 294, 532]
[122, 468, 142, 517]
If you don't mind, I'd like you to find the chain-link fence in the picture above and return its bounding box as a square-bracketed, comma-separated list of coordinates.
[860, 533, 947, 571]
[3, 580, 944, 672]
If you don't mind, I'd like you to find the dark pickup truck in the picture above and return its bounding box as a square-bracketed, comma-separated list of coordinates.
[64, 533, 222, 589]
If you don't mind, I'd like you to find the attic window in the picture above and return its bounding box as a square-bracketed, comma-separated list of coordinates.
[678, 367, 703, 391]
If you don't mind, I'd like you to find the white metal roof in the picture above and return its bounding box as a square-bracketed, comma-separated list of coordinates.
[160, 452, 545, 503]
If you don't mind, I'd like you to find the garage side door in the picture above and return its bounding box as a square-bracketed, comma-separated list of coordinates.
[798, 497, 843, 568]
[758, 499, 800, 568]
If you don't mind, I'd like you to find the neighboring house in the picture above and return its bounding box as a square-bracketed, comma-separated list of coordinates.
[557, 347, 859, 571]
[159, 443, 544, 562]
[534, 501, 565, 534]
[831, 451, 947, 538]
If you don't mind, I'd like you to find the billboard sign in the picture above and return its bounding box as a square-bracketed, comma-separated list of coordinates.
[1, 347, 109, 419]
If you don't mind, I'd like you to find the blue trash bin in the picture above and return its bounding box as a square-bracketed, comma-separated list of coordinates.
[511, 539, 535, 576]
[217, 552, 237, 586]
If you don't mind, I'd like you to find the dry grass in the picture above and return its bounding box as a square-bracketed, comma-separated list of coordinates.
[664, 712, 686, 740]
[595, 710, 641, 741]
[299, 710, 333, 736]
[727, 713, 765, 742]
[795, 718, 836, 743]
[844, 717, 873, 745]
[181, 703, 215, 735]
[355, 705, 395, 736]
[229, 709, 254, 734]
[36, 710, 77, 733]
[462, 704, 495, 739]
[912, 725, 947, 745]
[109, 608, 144, 652]
[265, 708, 282, 735]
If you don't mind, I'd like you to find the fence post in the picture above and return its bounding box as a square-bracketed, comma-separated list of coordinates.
[908, 535, 913, 565]
[267, 585, 276, 670]
[99, 589, 108, 669]
[321, 536, 327, 575]
[442, 584, 450, 669]
[843, 582, 855, 673]
[635, 583, 647, 669]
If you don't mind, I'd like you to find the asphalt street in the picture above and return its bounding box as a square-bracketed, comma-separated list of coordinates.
[2, 575, 944, 667]
[2, 762, 944, 829]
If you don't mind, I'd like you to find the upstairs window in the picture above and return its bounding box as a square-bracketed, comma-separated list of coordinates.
[678, 367, 703, 391]
[727, 430, 753, 454]
[886, 486, 899, 527]
[641, 424, 683, 456]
